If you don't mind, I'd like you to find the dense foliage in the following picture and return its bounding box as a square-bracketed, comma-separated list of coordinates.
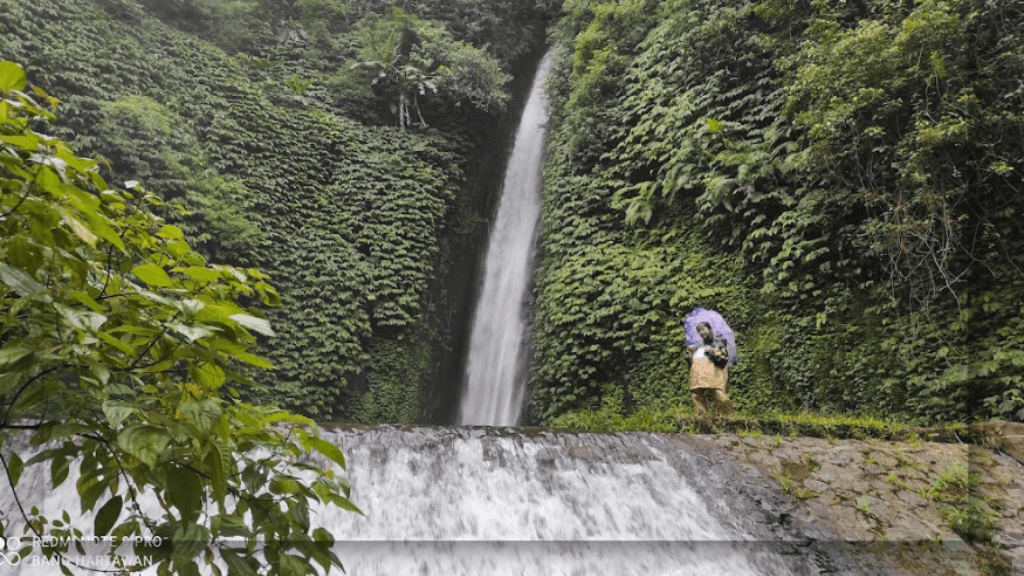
[0, 61, 355, 575]
[0, 0, 553, 421]
[532, 0, 1024, 425]
[351, 8, 511, 129]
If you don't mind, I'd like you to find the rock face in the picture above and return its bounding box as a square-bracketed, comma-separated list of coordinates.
[971, 420, 1024, 471]
[698, 434, 1024, 575]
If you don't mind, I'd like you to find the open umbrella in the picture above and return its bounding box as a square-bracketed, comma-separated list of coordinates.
[684, 307, 738, 367]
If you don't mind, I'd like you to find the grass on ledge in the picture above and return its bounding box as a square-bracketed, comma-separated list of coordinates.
[547, 405, 973, 443]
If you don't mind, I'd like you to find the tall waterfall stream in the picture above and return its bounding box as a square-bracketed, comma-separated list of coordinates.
[457, 51, 552, 426]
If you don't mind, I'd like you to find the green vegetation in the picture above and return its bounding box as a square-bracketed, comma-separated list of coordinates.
[533, 0, 1024, 427]
[351, 8, 511, 129]
[0, 0, 554, 421]
[928, 462, 998, 542]
[0, 0, 557, 572]
[549, 403, 975, 442]
[0, 62, 355, 575]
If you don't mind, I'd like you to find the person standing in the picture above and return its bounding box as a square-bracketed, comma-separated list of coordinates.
[686, 321, 735, 416]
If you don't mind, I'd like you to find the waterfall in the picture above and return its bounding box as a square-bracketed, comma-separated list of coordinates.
[2, 427, 847, 576]
[317, 428, 804, 576]
[457, 51, 553, 426]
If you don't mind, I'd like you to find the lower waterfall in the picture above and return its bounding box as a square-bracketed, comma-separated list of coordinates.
[316, 428, 802, 576]
[1, 427, 902, 576]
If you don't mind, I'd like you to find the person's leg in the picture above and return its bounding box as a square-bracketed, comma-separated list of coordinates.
[690, 390, 708, 417]
[711, 389, 735, 415]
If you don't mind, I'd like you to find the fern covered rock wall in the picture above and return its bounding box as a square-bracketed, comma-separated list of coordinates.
[0, 0, 553, 421]
[531, 0, 1024, 425]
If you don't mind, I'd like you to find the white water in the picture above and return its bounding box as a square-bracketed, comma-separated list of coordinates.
[1, 428, 807, 576]
[458, 51, 553, 426]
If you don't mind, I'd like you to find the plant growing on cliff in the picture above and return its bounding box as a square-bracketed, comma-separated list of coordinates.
[939, 498, 996, 543]
[0, 61, 357, 575]
[926, 462, 997, 542]
[352, 9, 510, 129]
[856, 496, 872, 515]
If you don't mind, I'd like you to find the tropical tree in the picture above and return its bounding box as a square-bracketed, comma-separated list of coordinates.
[353, 9, 510, 129]
[0, 61, 357, 575]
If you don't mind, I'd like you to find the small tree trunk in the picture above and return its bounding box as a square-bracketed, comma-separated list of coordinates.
[398, 93, 409, 130]
[414, 93, 427, 128]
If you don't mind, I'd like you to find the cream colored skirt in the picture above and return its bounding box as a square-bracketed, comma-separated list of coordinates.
[689, 358, 728, 391]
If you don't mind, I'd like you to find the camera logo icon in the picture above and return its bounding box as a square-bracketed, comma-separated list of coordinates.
[0, 536, 24, 566]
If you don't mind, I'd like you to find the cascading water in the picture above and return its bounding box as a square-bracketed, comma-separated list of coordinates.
[457, 51, 553, 426]
[3, 427, 884, 576]
[316, 427, 809, 576]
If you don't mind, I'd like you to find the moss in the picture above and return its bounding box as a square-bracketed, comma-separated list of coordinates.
[347, 333, 432, 424]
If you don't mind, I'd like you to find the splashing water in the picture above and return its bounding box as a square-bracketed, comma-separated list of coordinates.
[2, 428, 904, 575]
[278, 428, 804, 575]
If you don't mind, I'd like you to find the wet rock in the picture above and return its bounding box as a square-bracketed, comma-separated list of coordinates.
[700, 433, 1024, 575]
[968, 421, 1024, 465]
[993, 530, 1022, 548]
[1001, 435, 1024, 464]
[1006, 547, 1024, 575]
[534, 447, 557, 466]
[804, 479, 829, 492]
[895, 489, 929, 509]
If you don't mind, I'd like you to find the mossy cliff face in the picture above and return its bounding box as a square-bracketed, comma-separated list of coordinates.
[697, 434, 1024, 575]
[531, 0, 1024, 426]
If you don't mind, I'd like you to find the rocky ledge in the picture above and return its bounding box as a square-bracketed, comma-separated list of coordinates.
[695, 429, 1024, 575]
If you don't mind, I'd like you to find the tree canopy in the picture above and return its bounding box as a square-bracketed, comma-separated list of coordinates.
[352, 8, 511, 129]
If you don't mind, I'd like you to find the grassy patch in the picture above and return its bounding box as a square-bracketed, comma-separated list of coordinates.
[549, 406, 971, 443]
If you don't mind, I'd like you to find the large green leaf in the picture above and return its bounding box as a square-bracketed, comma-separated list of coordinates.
[6, 453, 24, 487]
[51, 456, 71, 488]
[0, 61, 27, 91]
[278, 554, 308, 576]
[220, 548, 258, 576]
[180, 399, 222, 434]
[206, 440, 231, 506]
[167, 467, 204, 521]
[305, 437, 346, 470]
[116, 425, 173, 468]
[102, 400, 136, 427]
[0, 263, 45, 296]
[0, 347, 35, 371]
[131, 264, 173, 287]
[181, 267, 223, 282]
[229, 313, 275, 336]
[94, 495, 123, 536]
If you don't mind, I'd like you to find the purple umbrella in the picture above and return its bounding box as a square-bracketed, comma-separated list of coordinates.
[685, 308, 738, 367]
